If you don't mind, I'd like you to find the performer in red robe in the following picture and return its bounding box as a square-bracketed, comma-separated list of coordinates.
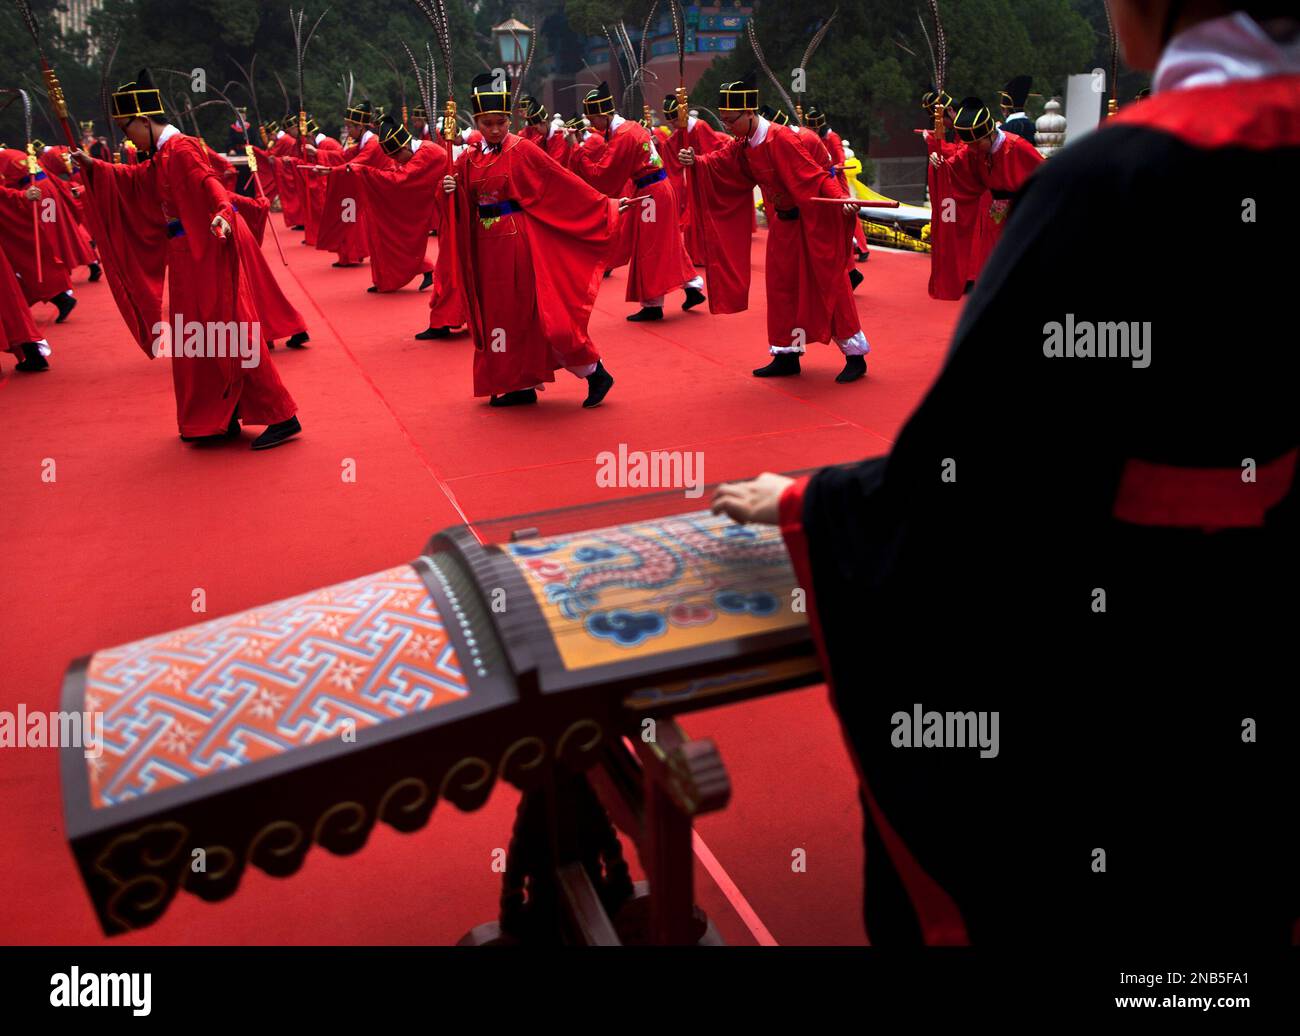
[202, 151, 310, 351]
[0, 173, 76, 323]
[515, 96, 569, 164]
[947, 96, 1045, 273]
[568, 83, 703, 321]
[3, 147, 98, 284]
[0, 220, 49, 371]
[269, 119, 306, 229]
[808, 108, 870, 263]
[74, 72, 301, 449]
[920, 89, 987, 300]
[328, 115, 439, 293]
[661, 96, 725, 268]
[680, 77, 869, 383]
[710, 3, 1299, 948]
[311, 101, 386, 267]
[293, 117, 337, 244]
[442, 73, 625, 407]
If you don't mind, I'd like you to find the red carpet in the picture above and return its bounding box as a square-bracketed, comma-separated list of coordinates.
[0, 227, 962, 945]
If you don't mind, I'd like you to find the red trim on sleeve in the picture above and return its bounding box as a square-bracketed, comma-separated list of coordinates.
[1112, 449, 1296, 531]
[777, 475, 970, 946]
[1108, 75, 1300, 150]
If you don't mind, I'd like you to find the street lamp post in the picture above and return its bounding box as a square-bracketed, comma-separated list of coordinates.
[491, 17, 532, 87]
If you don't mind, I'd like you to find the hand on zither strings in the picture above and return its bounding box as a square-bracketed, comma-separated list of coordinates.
[710, 472, 795, 526]
[442, 175, 456, 194]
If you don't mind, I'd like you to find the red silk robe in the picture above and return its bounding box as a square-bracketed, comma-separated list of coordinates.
[662, 117, 725, 265]
[316, 134, 388, 263]
[965, 130, 1045, 273]
[296, 136, 341, 246]
[1, 151, 96, 273]
[0, 182, 71, 304]
[0, 241, 41, 356]
[453, 134, 619, 396]
[689, 122, 859, 349]
[81, 131, 297, 436]
[925, 132, 988, 300]
[270, 134, 304, 227]
[342, 143, 448, 292]
[824, 130, 868, 255]
[569, 118, 694, 303]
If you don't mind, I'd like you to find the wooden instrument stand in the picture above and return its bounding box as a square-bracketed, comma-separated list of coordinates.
[459, 720, 731, 946]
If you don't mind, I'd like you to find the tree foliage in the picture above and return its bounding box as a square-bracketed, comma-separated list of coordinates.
[0, 0, 1146, 149]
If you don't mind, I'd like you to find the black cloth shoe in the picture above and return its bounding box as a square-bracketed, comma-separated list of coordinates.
[836, 355, 867, 383]
[251, 415, 302, 450]
[14, 343, 49, 372]
[53, 292, 76, 323]
[583, 361, 614, 408]
[753, 353, 801, 378]
[627, 306, 663, 322]
[88, 262, 102, 282]
[602, 268, 612, 279]
[286, 332, 309, 349]
[856, 249, 870, 262]
[419, 271, 433, 291]
[848, 268, 864, 291]
[682, 287, 706, 311]
[367, 285, 378, 293]
[416, 326, 452, 340]
[332, 261, 361, 268]
[489, 389, 538, 407]
[291, 224, 305, 231]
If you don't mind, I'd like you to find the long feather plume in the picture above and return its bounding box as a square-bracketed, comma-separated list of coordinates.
[1102, 0, 1118, 101]
[670, 0, 685, 83]
[411, 0, 455, 99]
[798, 8, 838, 95]
[11, 0, 43, 50]
[272, 69, 292, 116]
[507, 24, 536, 115]
[401, 39, 433, 120]
[747, 19, 797, 116]
[289, 6, 329, 119]
[97, 28, 121, 148]
[917, 11, 938, 88]
[927, 0, 948, 93]
[0, 89, 35, 147]
[232, 56, 263, 131]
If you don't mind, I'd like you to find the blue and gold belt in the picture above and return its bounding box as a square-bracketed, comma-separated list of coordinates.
[17, 171, 48, 187]
[477, 199, 522, 218]
[166, 219, 186, 238]
[633, 168, 667, 190]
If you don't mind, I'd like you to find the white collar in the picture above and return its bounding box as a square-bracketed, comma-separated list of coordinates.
[687, 114, 697, 132]
[747, 116, 770, 148]
[155, 123, 181, 150]
[1005, 111, 1026, 121]
[1154, 13, 1300, 93]
[275, 130, 285, 139]
[314, 132, 326, 145]
[360, 129, 375, 146]
[609, 113, 626, 133]
[410, 138, 423, 153]
[991, 128, 1006, 153]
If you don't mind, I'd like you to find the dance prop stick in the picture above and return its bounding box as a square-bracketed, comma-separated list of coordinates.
[670, 0, 688, 133]
[809, 197, 900, 208]
[747, 19, 797, 122]
[11, 0, 77, 148]
[1102, 0, 1120, 118]
[921, 1, 949, 139]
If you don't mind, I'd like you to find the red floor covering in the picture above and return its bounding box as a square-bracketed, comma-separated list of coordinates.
[0, 226, 962, 946]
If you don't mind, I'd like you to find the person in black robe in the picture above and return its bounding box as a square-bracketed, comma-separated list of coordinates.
[712, 0, 1298, 948]
[998, 75, 1036, 142]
